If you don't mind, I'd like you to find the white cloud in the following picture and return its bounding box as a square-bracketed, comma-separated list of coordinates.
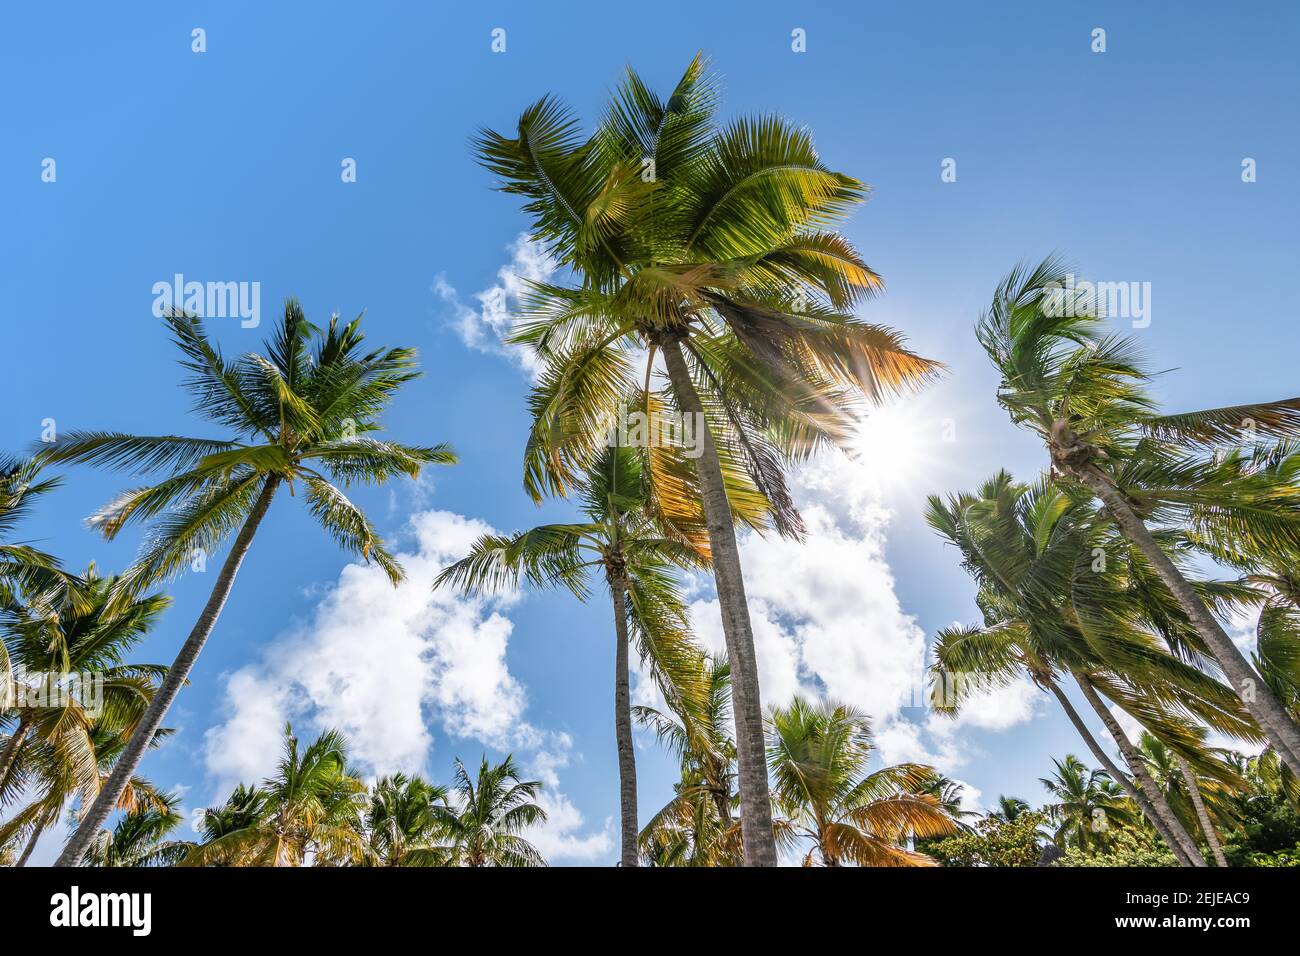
[433, 233, 558, 379]
[668, 443, 1041, 774]
[942, 676, 1042, 733]
[201, 508, 608, 862]
[520, 737, 614, 863]
[1226, 603, 1260, 658]
[952, 777, 985, 815]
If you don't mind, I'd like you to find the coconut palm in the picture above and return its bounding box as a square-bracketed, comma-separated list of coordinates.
[926, 472, 1258, 865]
[1204, 556, 1300, 796]
[766, 697, 959, 866]
[84, 788, 190, 867]
[185, 725, 367, 867]
[0, 721, 173, 867]
[1133, 732, 1236, 867]
[476, 56, 938, 864]
[1, 568, 168, 803]
[0, 456, 83, 612]
[919, 774, 978, 827]
[39, 303, 456, 866]
[636, 654, 743, 866]
[1040, 754, 1137, 853]
[990, 795, 1032, 823]
[436, 445, 703, 866]
[977, 258, 1300, 775]
[189, 784, 266, 866]
[0, 456, 85, 698]
[362, 773, 451, 867]
[434, 755, 546, 867]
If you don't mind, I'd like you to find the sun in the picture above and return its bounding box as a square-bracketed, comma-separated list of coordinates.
[847, 400, 943, 496]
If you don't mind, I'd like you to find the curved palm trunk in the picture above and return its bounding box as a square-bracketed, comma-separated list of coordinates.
[0, 714, 32, 793]
[55, 476, 281, 867]
[1046, 679, 1200, 867]
[609, 577, 639, 867]
[1074, 676, 1205, 866]
[16, 818, 45, 867]
[660, 338, 777, 867]
[1080, 467, 1300, 775]
[1176, 754, 1228, 867]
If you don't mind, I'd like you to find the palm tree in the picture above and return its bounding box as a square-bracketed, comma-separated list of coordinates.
[188, 783, 266, 866]
[0, 455, 84, 701]
[636, 654, 743, 866]
[0, 721, 173, 867]
[0, 455, 82, 614]
[977, 258, 1300, 775]
[435, 755, 546, 867]
[1212, 552, 1300, 795]
[1, 567, 169, 802]
[363, 773, 451, 867]
[1135, 732, 1235, 867]
[436, 445, 704, 866]
[919, 774, 978, 827]
[990, 795, 1032, 823]
[766, 697, 959, 866]
[39, 303, 456, 866]
[185, 725, 367, 867]
[1039, 754, 1137, 853]
[926, 472, 1256, 865]
[84, 788, 190, 867]
[476, 56, 938, 864]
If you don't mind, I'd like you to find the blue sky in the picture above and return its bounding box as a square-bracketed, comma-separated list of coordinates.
[3, 1, 1298, 863]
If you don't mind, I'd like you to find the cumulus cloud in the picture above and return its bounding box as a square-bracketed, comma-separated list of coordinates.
[520, 736, 614, 862]
[667, 445, 1042, 773]
[433, 233, 558, 379]
[202, 509, 608, 861]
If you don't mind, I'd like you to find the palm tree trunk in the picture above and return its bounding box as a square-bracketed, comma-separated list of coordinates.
[0, 713, 32, 794]
[609, 576, 639, 867]
[1176, 754, 1228, 867]
[1079, 467, 1300, 775]
[660, 337, 777, 867]
[54, 476, 281, 867]
[1045, 679, 1200, 866]
[1074, 675, 1205, 866]
[16, 818, 45, 867]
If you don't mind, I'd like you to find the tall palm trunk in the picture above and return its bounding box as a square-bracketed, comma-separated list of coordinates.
[16, 818, 45, 867]
[660, 338, 777, 867]
[1176, 754, 1228, 867]
[609, 575, 639, 867]
[55, 476, 281, 867]
[1046, 679, 1200, 866]
[1074, 675, 1205, 866]
[1079, 467, 1300, 776]
[0, 714, 32, 793]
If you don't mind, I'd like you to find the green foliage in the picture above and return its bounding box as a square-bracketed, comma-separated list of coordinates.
[637, 655, 743, 867]
[37, 302, 456, 597]
[1220, 759, 1300, 866]
[1239, 844, 1300, 866]
[927, 811, 1047, 868]
[432, 755, 547, 867]
[478, 55, 937, 534]
[85, 789, 189, 867]
[1054, 827, 1180, 867]
[185, 724, 368, 867]
[766, 697, 960, 866]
